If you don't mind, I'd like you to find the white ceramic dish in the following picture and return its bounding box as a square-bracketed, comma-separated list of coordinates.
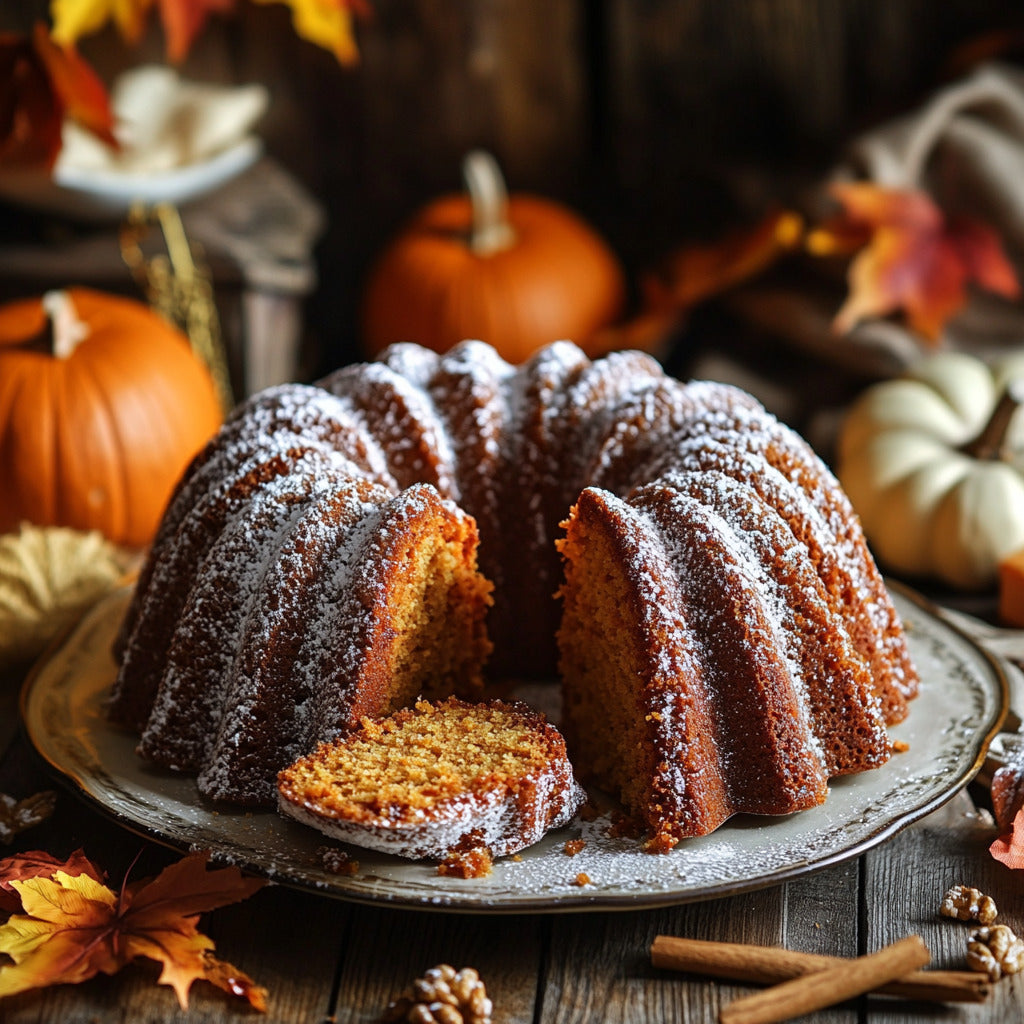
[0, 137, 261, 221]
[21, 583, 1007, 913]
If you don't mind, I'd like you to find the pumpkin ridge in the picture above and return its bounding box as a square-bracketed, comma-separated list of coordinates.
[67, 354, 128, 541]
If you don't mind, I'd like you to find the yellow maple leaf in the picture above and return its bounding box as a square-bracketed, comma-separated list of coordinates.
[50, 0, 154, 49]
[50, 0, 367, 63]
[252, 0, 366, 64]
[0, 852, 267, 1010]
[0, 872, 121, 995]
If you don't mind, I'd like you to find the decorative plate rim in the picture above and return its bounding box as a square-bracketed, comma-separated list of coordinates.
[20, 581, 1009, 914]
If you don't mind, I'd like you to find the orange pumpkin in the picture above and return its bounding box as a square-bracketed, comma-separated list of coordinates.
[0, 287, 224, 547]
[362, 151, 626, 363]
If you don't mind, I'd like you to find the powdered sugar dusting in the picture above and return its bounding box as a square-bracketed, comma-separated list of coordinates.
[112, 338, 917, 860]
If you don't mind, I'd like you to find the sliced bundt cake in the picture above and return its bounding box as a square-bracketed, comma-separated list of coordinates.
[277, 697, 585, 861]
[110, 339, 917, 848]
[556, 478, 892, 852]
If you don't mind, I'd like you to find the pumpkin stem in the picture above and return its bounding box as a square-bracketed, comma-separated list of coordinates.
[962, 379, 1024, 461]
[463, 150, 516, 256]
[42, 291, 90, 359]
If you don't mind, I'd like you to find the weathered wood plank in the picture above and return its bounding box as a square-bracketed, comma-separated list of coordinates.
[0, 727, 340, 1023]
[330, 903, 544, 1023]
[600, 0, 1024, 261]
[862, 789, 1023, 1022]
[0, 884, 341, 1024]
[540, 857, 859, 1023]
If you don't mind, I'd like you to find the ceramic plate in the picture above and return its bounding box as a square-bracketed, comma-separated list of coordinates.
[21, 583, 1007, 913]
[0, 138, 261, 221]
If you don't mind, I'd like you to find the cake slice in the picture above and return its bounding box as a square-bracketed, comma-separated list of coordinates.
[276, 697, 586, 862]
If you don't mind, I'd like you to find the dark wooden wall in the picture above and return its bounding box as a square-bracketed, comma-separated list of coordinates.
[6, 1, 1024, 372]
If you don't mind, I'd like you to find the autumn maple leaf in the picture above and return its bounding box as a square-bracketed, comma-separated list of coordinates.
[49, 0, 153, 50]
[0, 850, 104, 915]
[647, 209, 805, 312]
[253, 0, 371, 65]
[51, 0, 370, 64]
[0, 851, 267, 1010]
[51, 0, 237, 62]
[810, 182, 1020, 344]
[158, 0, 238, 63]
[585, 209, 805, 357]
[0, 23, 116, 169]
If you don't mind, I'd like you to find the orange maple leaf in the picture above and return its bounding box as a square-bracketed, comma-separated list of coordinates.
[158, 0, 238, 63]
[647, 209, 805, 312]
[588, 209, 805, 357]
[811, 182, 1020, 344]
[0, 23, 116, 169]
[0, 851, 267, 1010]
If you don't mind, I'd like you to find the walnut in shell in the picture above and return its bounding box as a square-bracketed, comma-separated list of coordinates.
[940, 884, 998, 925]
[382, 964, 493, 1024]
[966, 924, 1024, 981]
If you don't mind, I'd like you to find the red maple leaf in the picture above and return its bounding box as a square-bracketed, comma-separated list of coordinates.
[811, 182, 1020, 344]
[0, 23, 116, 169]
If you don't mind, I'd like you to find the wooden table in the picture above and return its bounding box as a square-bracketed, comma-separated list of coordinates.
[0, 656, 1021, 1024]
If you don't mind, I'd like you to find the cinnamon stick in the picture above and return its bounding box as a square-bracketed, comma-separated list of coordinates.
[716, 934, 931, 1024]
[650, 935, 990, 1003]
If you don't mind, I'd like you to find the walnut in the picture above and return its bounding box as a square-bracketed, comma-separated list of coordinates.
[381, 964, 493, 1024]
[966, 925, 1024, 980]
[940, 884, 998, 925]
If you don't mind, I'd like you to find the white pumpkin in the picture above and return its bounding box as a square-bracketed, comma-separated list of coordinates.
[837, 350, 1024, 590]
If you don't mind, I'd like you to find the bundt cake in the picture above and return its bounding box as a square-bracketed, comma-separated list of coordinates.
[276, 697, 586, 861]
[109, 339, 917, 850]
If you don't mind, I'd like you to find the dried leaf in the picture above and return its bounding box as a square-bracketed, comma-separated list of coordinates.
[157, 0, 237, 63]
[0, 850, 267, 1010]
[812, 182, 1020, 343]
[50, 0, 153, 49]
[201, 950, 268, 1010]
[252, 0, 370, 64]
[0, 850, 104, 915]
[647, 210, 805, 312]
[587, 210, 804, 357]
[33, 24, 117, 149]
[0, 29, 64, 167]
[52, 0, 369, 64]
[0, 793, 57, 845]
[0, 24, 115, 169]
[991, 805, 1024, 871]
[0, 871, 122, 992]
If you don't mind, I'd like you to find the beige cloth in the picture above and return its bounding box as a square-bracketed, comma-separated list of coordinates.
[733, 62, 1024, 377]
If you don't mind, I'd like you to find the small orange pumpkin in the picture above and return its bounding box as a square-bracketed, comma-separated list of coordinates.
[362, 151, 626, 364]
[0, 287, 223, 547]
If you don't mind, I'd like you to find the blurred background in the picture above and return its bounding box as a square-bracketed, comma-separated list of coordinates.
[4, 0, 1024, 394]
